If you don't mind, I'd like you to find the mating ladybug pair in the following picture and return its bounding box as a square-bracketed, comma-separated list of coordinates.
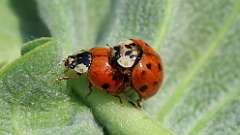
[63, 39, 163, 107]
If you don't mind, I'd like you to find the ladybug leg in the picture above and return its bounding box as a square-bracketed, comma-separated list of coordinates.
[136, 96, 143, 108]
[86, 82, 93, 97]
[56, 76, 71, 81]
[56, 58, 66, 67]
[128, 101, 136, 107]
[114, 95, 123, 104]
[56, 68, 71, 81]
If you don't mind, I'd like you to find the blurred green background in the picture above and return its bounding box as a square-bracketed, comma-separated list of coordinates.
[0, 0, 50, 66]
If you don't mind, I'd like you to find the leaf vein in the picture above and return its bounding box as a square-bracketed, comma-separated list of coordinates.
[153, 0, 176, 50]
[187, 86, 240, 135]
[157, 1, 240, 122]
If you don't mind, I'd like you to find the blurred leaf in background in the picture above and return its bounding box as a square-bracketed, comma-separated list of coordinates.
[0, 0, 240, 135]
[0, 0, 50, 67]
[0, 0, 21, 67]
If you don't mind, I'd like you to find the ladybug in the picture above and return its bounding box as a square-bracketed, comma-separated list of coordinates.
[63, 48, 123, 95]
[111, 39, 164, 107]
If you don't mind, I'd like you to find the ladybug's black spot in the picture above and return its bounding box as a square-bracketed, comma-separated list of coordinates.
[146, 63, 152, 70]
[139, 85, 148, 92]
[102, 83, 110, 90]
[153, 81, 158, 86]
[141, 70, 146, 76]
[158, 63, 162, 71]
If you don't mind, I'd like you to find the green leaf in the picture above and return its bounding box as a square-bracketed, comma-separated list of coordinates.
[36, 0, 111, 55]
[142, 1, 240, 135]
[21, 37, 52, 55]
[1, 0, 240, 135]
[0, 39, 103, 135]
[0, 0, 50, 66]
[70, 77, 173, 135]
[8, 0, 50, 42]
[0, 38, 172, 135]
[0, 0, 21, 66]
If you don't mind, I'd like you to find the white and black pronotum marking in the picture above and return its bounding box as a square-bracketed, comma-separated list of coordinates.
[112, 39, 142, 68]
[64, 51, 92, 74]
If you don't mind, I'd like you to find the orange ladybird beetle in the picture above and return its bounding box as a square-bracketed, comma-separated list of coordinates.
[111, 39, 164, 107]
[63, 48, 123, 96]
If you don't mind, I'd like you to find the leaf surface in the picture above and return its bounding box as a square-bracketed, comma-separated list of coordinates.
[0, 0, 50, 66]
[0, 39, 103, 135]
[1, 0, 240, 135]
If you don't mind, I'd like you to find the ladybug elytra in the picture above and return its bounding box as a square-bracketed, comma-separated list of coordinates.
[111, 39, 164, 107]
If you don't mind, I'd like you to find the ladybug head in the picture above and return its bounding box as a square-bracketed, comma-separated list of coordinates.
[64, 51, 92, 74]
[111, 39, 142, 68]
